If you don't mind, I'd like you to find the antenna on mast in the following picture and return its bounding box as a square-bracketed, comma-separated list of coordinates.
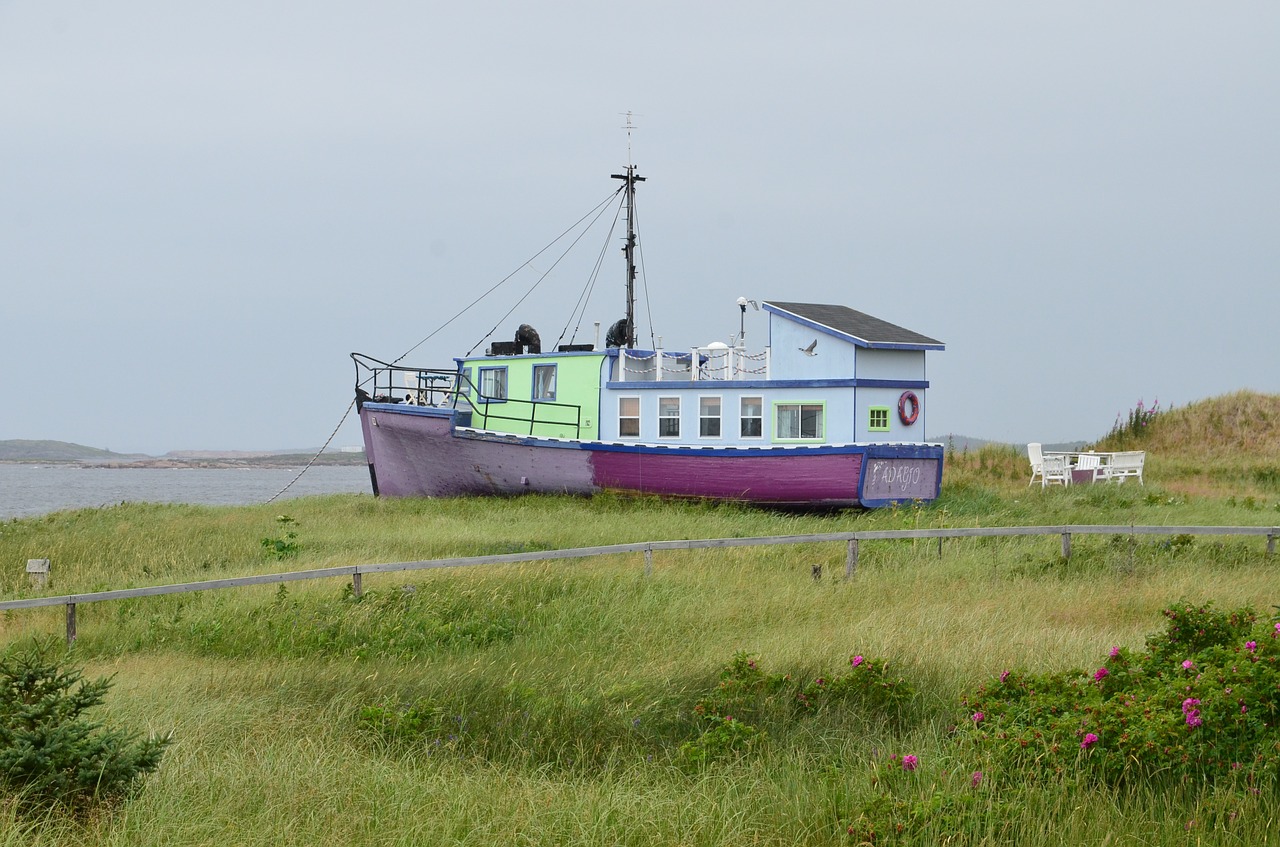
[619, 110, 641, 167]
[612, 111, 645, 348]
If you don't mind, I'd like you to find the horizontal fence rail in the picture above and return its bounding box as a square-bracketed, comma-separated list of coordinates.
[3, 525, 1276, 644]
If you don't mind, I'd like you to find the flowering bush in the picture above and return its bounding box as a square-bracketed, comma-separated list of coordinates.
[958, 601, 1280, 788]
[1108, 398, 1161, 442]
[846, 602, 1279, 842]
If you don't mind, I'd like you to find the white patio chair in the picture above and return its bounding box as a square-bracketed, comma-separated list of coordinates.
[1075, 453, 1103, 483]
[1027, 442, 1044, 487]
[1040, 454, 1071, 488]
[1106, 451, 1145, 485]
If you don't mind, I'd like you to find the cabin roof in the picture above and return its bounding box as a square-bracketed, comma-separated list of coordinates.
[762, 301, 944, 351]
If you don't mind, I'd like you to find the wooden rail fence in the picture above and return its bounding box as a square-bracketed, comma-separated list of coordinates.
[3, 525, 1276, 644]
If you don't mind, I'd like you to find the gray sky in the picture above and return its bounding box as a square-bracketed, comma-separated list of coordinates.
[3, 2, 1277, 454]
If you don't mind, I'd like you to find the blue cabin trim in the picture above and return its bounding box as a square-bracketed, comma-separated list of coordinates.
[606, 378, 929, 390]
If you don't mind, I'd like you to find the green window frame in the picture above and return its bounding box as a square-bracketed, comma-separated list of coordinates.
[869, 406, 891, 432]
[774, 402, 824, 441]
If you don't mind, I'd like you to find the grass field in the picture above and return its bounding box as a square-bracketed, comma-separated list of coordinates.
[1, 393, 1278, 845]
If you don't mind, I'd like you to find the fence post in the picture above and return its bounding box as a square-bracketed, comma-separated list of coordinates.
[644, 545, 653, 578]
[1061, 531, 1072, 559]
[1268, 532, 1276, 558]
[352, 571, 363, 598]
[65, 603, 77, 645]
[845, 538, 858, 580]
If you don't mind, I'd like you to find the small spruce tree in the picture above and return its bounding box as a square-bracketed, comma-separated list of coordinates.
[0, 638, 171, 813]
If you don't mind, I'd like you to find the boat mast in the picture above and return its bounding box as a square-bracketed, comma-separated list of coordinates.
[611, 114, 644, 348]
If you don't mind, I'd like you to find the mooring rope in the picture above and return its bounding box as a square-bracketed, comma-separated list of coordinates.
[269, 187, 629, 503]
[264, 396, 357, 504]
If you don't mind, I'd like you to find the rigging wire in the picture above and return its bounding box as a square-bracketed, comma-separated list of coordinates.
[631, 198, 657, 349]
[466, 189, 623, 357]
[268, 189, 620, 504]
[555, 197, 625, 348]
[399, 189, 620, 365]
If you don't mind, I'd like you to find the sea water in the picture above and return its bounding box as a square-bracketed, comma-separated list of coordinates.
[0, 464, 372, 520]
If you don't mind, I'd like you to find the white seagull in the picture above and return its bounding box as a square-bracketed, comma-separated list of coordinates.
[799, 339, 818, 356]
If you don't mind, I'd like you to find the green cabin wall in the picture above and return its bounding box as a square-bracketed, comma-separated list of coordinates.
[459, 353, 605, 440]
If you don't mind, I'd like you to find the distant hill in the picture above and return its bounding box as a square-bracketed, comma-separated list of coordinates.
[0, 440, 365, 466]
[0, 440, 149, 463]
[1093, 389, 1280, 462]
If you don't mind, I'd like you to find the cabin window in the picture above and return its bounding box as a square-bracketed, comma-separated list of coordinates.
[478, 367, 507, 401]
[455, 367, 473, 400]
[775, 402, 824, 440]
[699, 396, 722, 438]
[618, 396, 640, 438]
[658, 397, 681, 438]
[740, 396, 763, 438]
[532, 364, 557, 400]
[869, 406, 890, 432]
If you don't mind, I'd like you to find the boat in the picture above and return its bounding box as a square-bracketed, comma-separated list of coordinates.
[351, 162, 945, 508]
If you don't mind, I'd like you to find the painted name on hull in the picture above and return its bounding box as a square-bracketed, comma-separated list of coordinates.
[862, 458, 939, 500]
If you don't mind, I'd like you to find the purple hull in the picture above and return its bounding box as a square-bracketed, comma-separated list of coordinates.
[359, 402, 941, 507]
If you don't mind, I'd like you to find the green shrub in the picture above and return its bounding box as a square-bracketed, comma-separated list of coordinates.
[0, 639, 171, 814]
[680, 652, 916, 765]
[260, 514, 300, 559]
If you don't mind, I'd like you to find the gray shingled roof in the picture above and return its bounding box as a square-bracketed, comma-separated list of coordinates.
[764, 301, 944, 349]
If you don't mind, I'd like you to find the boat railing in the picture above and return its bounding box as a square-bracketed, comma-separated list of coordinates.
[617, 346, 771, 382]
[351, 353, 582, 438]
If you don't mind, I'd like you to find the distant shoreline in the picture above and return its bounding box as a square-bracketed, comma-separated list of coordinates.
[0, 453, 366, 470]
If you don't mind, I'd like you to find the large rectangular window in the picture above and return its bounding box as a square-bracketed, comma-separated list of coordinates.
[869, 406, 890, 432]
[478, 367, 507, 401]
[658, 397, 681, 438]
[532, 364, 557, 400]
[775, 402, 824, 440]
[699, 396, 721, 438]
[618, 396, 640, 438]
[740, 396, 763, 438]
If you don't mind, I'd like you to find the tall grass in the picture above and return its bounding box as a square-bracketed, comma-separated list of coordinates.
[2, 397, 1280, 843]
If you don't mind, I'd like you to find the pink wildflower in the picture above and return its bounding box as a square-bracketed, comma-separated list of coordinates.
[1109, 646, 1121, 658]
[972, 711, 984, 723]
[851, 655, 865, 668]
[1080, 733, 1099, 750]
[1246, 641, 1258, 653]
[1094, 668, 1109, 681]
[1182, 698, 1203, 727]
[1182, 660, 1195, 670]
[999, 669, 1010, 683]
[971, 771, 983, 788]
[901, 754, 918, 771]
[1242, 704, 1248, 714]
